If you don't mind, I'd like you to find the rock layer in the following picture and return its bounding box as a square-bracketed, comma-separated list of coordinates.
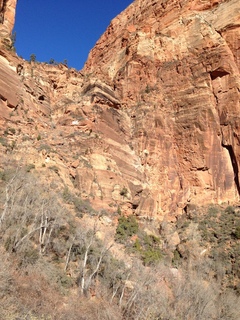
[84, 0, 240, 216]
[0, 0, 239, 220]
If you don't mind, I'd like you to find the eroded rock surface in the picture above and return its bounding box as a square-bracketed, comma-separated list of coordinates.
[84, 0, 240, 216]
[0, 0, 239, 220]
[0, 0, 17, 35]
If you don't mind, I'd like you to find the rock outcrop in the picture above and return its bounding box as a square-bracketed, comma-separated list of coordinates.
[0, 0, 17, 35]
[0, 0, 239, 220]
[84, 0, 240, 216]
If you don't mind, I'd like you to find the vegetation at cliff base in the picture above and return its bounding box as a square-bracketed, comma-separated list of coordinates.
[0, 165, 240, 319]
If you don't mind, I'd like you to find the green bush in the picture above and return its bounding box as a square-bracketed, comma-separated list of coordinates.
[0, 136, 8, 147]
[115, 217, 162, 264]
[140, 234, 162, 265]
[133, 238, 141, 252]
[234, 225, 240, 239]
[225, 206, 235, 214]
[131, 233, 162, 265]
[30, 53, 36, 62]
[142, 248, 162, 265]
[0, 170, 6, 181]
[208, 205, 219, 217]
[115, 215, 139, 243]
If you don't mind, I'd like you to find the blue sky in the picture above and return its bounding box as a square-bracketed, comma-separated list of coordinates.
[14, 0, 133, 70]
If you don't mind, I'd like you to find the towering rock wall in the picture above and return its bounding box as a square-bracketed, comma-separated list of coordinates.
[84, 0, 240, 216]
[0, 0, 239, 220]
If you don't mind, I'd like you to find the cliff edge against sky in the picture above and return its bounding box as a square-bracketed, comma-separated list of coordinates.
[0, 0, 239, 220]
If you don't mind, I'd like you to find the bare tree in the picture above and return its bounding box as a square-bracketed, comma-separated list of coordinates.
[77, 223, 113, 296]
[0, 169, 62, 257]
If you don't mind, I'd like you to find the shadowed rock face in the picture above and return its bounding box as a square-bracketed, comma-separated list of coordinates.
[0, 0, 239, 220]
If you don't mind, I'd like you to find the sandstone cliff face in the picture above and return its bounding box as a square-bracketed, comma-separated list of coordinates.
[84, 0, 240, 216]
[0, 0, 239, 220]
[0, 0, 18, 109]
[0, 0, 17, 35]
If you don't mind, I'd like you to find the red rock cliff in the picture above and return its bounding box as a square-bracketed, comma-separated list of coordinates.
[84, 0, 240, 216]
[0, 0, 17, 35]
[0, 0, 239, 220]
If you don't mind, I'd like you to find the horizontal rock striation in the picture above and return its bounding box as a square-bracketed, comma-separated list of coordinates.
[0, 0, 239, 220]
[84, 0, 240, 217]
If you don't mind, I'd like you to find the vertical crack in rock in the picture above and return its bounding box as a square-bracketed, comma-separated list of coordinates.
[222, 143, 240, 195]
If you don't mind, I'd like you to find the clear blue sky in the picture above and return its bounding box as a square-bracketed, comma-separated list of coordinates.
[14, 0, 133, 70]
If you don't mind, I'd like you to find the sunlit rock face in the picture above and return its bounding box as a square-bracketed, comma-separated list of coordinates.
[0, 0, 239, 220]
[83, 0, 240, 217]
[0, 0, 17, 35]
